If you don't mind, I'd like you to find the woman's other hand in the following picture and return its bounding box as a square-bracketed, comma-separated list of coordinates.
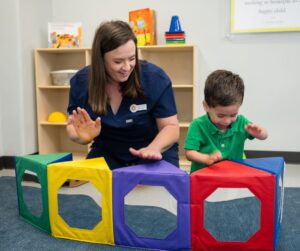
[129, 147, 162, 160]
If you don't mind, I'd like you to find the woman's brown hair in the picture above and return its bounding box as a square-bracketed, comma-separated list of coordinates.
[89, 20, 143, 114]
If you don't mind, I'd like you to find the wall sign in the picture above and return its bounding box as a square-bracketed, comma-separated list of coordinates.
[231, 0, 300, 33]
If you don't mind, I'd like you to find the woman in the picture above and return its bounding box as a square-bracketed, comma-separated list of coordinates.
[67, 20, 179, 169]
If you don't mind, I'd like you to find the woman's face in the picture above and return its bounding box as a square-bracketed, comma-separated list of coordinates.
[104, 40, 136, 84]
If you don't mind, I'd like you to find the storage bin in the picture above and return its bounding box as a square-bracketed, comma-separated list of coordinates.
[50, 69, 78, 86]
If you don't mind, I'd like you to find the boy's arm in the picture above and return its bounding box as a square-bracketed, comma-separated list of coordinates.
[185, 149, 222, 166]
[245, 123, 268, 140]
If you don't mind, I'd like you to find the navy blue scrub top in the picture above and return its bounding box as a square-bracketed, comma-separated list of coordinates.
[68, 61, 179, 167]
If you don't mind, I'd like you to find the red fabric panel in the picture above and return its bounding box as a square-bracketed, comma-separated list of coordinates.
[190, 160, 276, 251]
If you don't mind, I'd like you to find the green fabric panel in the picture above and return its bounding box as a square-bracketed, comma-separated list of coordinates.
[21, 153, 72, 165]
[15, 153, 72, 234]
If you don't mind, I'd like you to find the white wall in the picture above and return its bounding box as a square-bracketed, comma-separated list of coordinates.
[0, 0, 23, 156]
[1, 0, 300, 155]
[0, 0, 52, 155]
[52, 0, 300, 152]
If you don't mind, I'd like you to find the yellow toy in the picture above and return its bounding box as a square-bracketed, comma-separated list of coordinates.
[47, 112, 67, 123]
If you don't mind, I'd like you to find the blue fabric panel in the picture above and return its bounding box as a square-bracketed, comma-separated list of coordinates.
[234, 157, 285, 249]
[49, 153, 73, 164]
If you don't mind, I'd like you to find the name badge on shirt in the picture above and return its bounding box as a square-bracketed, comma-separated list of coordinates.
[130, 104, 147, 113]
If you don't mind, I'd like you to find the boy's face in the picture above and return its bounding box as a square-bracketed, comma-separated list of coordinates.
[203, 101, 241, 131]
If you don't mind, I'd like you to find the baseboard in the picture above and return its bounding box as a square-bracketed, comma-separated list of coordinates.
[0, 156, 15, 170]
[0, 152, 38, 170]
[245, 150, 300, 164]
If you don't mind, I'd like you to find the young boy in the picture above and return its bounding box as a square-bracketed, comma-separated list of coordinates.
[184, 69, 268, 173]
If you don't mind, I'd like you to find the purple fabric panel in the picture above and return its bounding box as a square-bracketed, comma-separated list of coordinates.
[114, 160, 184, 174]
[113, 160, 191, 250]
[112, 170, 126, 241]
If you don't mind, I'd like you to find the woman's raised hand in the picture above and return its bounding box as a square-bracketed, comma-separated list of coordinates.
[68, 107, 101, 144]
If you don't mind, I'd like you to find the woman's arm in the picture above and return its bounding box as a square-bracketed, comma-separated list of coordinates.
[129, 115, 179, 159]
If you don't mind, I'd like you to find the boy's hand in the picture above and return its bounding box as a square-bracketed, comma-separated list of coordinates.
[245, 123, 268, 140]
[206, 151, 222, 165]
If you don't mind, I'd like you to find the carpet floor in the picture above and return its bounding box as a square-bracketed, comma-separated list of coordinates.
[0, 176, 299, 251]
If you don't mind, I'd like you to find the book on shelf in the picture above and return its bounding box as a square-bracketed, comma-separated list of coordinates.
[129, 8, 157, 46]
[48, 22, 82, 48]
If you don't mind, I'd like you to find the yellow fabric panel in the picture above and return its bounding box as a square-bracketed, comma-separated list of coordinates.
[47, 157, 114, 245]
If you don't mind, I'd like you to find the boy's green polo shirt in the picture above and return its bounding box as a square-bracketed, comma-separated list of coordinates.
[184, 114, 254, 173]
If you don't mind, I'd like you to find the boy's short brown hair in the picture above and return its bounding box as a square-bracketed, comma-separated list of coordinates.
[204, 69, 244, 107]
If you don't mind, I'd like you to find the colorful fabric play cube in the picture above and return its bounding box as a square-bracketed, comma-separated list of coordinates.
[190, 157, 285, 251]
[15, 153, 72, 233]
[47, 157, 114, 245]
[113, 160, 190, 250]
